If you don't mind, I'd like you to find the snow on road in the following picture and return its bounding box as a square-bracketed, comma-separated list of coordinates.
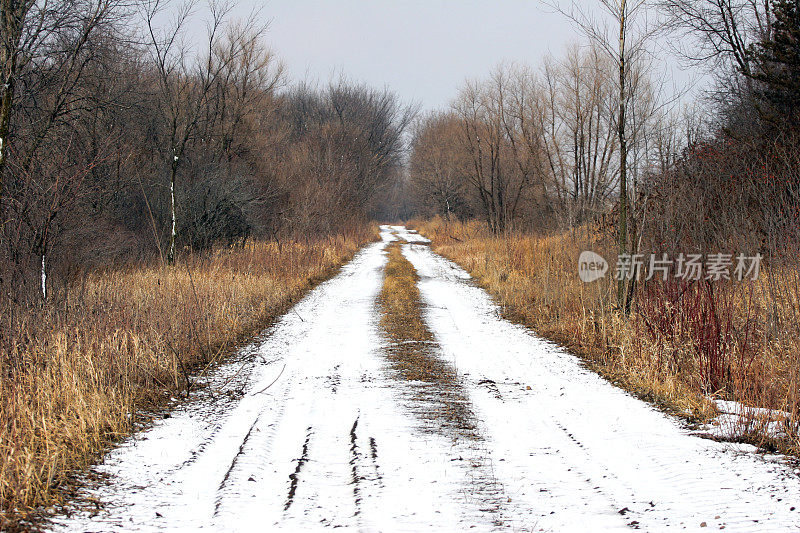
[50, 226, 800, 532]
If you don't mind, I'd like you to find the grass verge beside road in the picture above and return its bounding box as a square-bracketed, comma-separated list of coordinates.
[0, 226, 376, 529]
[410, 217, 800, 456]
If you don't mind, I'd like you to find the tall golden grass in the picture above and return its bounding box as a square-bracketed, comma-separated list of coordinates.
[410, 217, 800, 453]
[0, 226, 376, 529]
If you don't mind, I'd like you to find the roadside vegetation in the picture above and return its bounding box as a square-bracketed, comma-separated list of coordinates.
[0, 0, 410, 528]
[0, 226, 375, 528]
[411, 216, 800, 454]
[404, 0, 800, 457]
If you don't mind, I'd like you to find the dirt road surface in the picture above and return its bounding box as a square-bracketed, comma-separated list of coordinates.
[50, 226, 800, 532]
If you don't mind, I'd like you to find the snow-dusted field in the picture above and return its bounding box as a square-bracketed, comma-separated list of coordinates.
[50, 226, 800, 532]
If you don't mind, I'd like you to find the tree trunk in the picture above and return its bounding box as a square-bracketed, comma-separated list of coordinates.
[617, 0, 631, 314]
[0, 0, 31, 202]
[0, 65, 14, 190]
[167, 155, 178, 264]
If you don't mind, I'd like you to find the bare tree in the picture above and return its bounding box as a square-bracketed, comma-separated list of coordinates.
[5, 138, 106, 298]
[0, 0, 123, 207]
[546, 0, 657, 313]
[142, 0, 270, 263]
[453, 72, 535, 233]
[536, 45, 620, 224]
[0, 0, 34, 194]
[409, 112, 470, 220]
[659, 0, 773, 76]
[274, 81, 415, 235]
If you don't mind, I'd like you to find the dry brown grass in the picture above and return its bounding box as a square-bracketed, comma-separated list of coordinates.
[377, 240, 477, 437]
[410, 217, 800, 453]
[0, 226, 376, 529]
[379, 242, 433, 351]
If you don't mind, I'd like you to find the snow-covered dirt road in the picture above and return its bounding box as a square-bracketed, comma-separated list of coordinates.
[51, 226, 800, 532]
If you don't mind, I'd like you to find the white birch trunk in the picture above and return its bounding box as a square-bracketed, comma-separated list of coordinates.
[40, 253, 46, 300]
[169, 174, 176, 263]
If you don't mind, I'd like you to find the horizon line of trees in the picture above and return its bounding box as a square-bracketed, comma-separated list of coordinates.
[408, 43, 664, 234]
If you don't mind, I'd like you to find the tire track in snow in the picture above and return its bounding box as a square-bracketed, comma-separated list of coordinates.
[284, 426, 312, 512]
[348, 415, 363, 517]
[214, 414, 262, 516]
[367, 436, 384, 490]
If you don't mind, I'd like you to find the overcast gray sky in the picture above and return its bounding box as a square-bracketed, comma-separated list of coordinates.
[210, 1, 701, 111]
